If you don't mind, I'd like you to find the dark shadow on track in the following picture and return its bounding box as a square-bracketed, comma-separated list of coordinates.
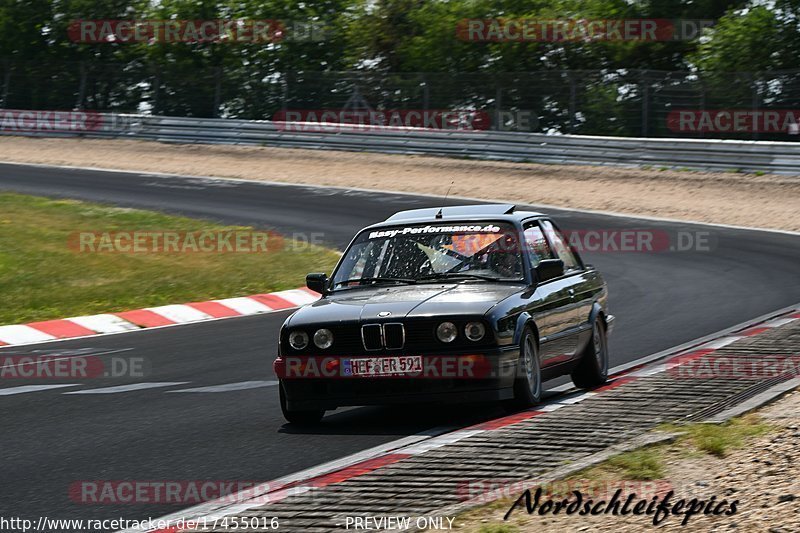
[277, 388, 568, 435]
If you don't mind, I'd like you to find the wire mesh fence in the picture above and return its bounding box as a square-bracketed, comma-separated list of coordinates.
[2, 60, 800, 141]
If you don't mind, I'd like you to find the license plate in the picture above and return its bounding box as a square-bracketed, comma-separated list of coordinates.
[345, 355, 423, 377]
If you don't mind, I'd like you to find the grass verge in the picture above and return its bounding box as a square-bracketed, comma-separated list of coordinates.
[659, 415, 771, 457]
[444, 414, 774, 532]
[0, 192, 340, 324]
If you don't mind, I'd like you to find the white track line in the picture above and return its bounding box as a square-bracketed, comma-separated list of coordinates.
[537, 403, 567, 412]
[699, 336, 744, 350]
[0, 384, 80, 395]
[761, 317, 796, 328]
[63, 382, 189, 394]
[630, 364, 669, 378]
[553, 392, 597, 404]
[166, 381, 279, 393]
[400, 430, 485, 455]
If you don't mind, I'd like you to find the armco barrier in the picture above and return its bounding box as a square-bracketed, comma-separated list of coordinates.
[2, 112, 800, 175]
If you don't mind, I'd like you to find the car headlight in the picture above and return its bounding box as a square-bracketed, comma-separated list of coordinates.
[288, 330, 309, 350]
[436, 321, 458, 343]
[313, 328, 334, 349]
[465, 321, 486, 342]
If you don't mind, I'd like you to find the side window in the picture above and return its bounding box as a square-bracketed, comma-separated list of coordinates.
[540, 220, 581, 272]
[522, 223, 553, 268]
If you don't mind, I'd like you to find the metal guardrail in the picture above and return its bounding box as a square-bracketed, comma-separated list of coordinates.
[4, 112, 800, 175]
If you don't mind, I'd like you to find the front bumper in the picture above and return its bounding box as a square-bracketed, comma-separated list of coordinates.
[276, 347, 519, 410]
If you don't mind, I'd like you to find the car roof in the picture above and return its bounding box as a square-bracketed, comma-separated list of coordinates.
[369, 204, 547, 228]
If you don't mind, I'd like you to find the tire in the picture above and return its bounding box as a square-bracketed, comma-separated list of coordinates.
[503, 327, 542, 412]
[571, 318, 609, 389]
[279, 382, 325, 425]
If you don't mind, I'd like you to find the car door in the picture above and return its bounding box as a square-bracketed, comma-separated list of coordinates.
[521, 221, 579, 366]
[538, 220, 587, 362]
[547, 222, 605, 341]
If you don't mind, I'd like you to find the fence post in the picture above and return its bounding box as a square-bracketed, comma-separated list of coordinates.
[699, 82, 706, 139]
[152, 67, 160, 115]
[421, 74, 429, 111]
[1, 58, 10, 107]
[641, 71, 650, 137]
[282, 71, 290, 112]
[495, 85, 502, 131]
[751, 73, 760, 141]
[568, 73, 577, 133]
[213, 65, 222, 118]
[75, 60, 87, 110]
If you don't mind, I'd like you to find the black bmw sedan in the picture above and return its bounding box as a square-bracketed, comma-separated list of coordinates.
[274, 204, 614, 424]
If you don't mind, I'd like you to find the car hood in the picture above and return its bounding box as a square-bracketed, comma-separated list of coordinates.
[286, 282, 524, 327]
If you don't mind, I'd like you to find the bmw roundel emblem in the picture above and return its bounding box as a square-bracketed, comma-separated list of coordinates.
[378, 311, 391, 317]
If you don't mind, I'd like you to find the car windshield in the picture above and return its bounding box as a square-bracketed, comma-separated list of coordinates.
[332, 221, 524, 288]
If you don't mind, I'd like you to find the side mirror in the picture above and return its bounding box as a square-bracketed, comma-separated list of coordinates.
[535, 259, 564, 283]
[306, 273, 329, 295]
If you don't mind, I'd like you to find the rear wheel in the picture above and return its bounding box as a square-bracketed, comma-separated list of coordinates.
[571, 319, 609, 389]
[503, 328, 542, 412]
[279, 382, 325, 425]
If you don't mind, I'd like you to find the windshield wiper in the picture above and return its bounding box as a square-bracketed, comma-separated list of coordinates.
[334, 276, 417, 287]
[416, 272, 520, 282]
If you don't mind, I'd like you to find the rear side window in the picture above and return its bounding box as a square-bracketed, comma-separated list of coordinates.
[541, 220, 581, 272]
[522, 223, 552, 267]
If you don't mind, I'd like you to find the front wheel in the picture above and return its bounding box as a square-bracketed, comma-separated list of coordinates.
[571, 318, 609, 389]
[503, 327, 542, 412]
[279, 382, 325, 425]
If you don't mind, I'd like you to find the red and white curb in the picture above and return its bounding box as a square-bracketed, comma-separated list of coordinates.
[0, 288, 320, 347]
[123, 304, 800, 533]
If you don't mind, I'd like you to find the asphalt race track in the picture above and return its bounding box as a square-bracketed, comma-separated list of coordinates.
[1, 161, 799, 526]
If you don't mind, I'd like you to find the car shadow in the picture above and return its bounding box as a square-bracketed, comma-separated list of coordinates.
[277, 388, 567, 435]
